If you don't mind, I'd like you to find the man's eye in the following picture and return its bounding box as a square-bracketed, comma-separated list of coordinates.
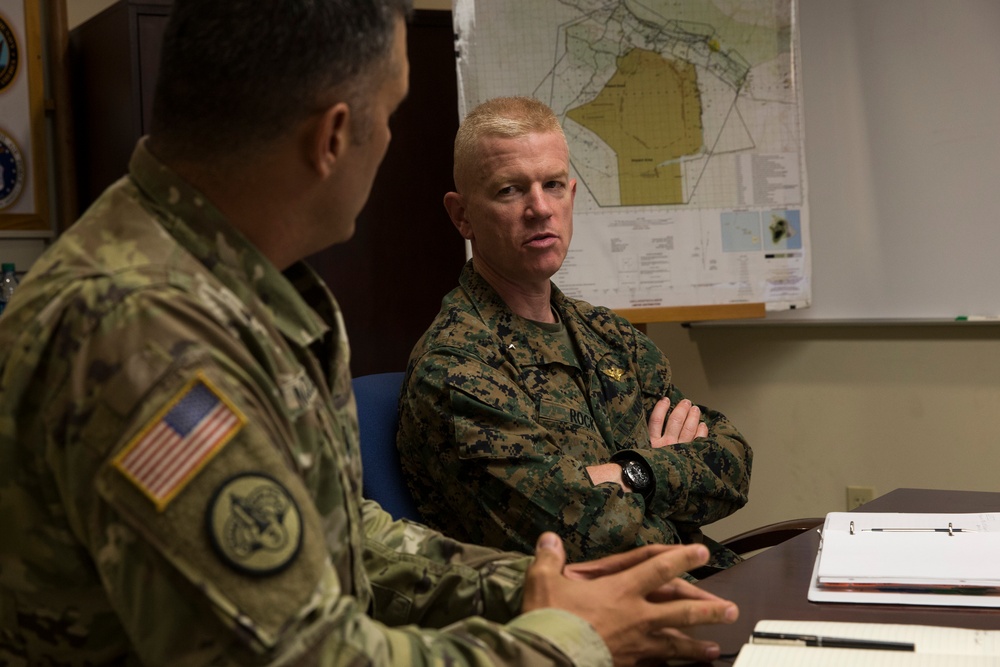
[497, 186, 515, 196]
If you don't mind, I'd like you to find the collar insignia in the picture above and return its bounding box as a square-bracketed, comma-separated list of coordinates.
[602, 367, 625, 382]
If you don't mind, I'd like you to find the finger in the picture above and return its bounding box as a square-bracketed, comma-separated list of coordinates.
[696, 422, 709, 439]
[677, 404, 702, 442]
[647, 577, 726, 603]
[650, 627, 726, 664]
[531, 532, 567, 576]
[522, 533, 569, 614]
[646, 397, 670, 439]
[563, 544, 682, 580]
[662, 398, 691, 443]
[619, 544, 710, 596]
[649, 598, 740, 631]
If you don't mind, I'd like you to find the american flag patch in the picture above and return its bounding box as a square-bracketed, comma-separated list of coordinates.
[114, 374, 245, 511]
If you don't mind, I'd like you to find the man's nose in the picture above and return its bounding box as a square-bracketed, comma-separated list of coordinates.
[525, 185, 553, 219]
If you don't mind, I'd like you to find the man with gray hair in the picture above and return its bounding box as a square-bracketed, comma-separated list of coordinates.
[398, 96, 752, 574]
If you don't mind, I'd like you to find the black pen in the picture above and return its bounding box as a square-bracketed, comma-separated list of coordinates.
[751, 631, 915, 651]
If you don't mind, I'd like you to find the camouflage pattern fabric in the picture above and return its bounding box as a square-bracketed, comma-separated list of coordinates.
[0, 140, 610, 667]
[397, 262, 752, 569]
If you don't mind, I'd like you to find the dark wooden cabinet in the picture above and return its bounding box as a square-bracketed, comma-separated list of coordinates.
[70, 0, 171, 212]
[306, 11, 466, 377]
[70, 5, 465, 376]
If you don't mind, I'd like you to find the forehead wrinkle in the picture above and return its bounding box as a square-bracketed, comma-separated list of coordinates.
[464, 132, 570, 195]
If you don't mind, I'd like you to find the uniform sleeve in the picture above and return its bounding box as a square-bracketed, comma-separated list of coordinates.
[30, 287, 610, 667]
[360, 497, 527, 627]
[626, 326, 753, 531]
[357, 504, 609, 664]
[397, 345, 692, 562]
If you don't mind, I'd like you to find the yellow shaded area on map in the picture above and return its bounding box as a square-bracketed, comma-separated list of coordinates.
[566, 48, 703, 206]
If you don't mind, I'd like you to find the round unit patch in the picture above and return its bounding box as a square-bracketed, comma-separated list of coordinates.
[0, 13, 19, 92]
[0, 130, 24, 210]
[206, 472, 303, 576]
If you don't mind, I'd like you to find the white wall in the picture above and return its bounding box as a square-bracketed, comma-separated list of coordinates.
[651, 320, 1000, 542]
[652, 0, 1000, 542]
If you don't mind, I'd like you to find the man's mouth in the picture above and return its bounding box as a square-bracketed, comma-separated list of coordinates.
[525, 233, 558, 247]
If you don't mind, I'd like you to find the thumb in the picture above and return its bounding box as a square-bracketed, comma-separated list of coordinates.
[533, 531, 567, 574]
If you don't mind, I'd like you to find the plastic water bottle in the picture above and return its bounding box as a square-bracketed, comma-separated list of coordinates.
[0, 263, 19, 315]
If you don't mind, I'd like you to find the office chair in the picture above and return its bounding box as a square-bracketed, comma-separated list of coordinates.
[720, 517, 823, 557]
[352, 371, 424, 523]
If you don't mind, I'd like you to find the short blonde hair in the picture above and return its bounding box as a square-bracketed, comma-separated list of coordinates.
[453, 96, 566, 191]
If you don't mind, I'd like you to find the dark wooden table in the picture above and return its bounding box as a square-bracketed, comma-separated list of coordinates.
[691, 488, 1000, 659]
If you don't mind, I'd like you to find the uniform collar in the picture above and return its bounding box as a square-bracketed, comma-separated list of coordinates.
[459, 260, 581, 369]
[128, 139, 332, 346]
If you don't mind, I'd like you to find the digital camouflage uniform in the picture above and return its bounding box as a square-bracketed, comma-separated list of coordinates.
[0, 141, 611, 667]
[397, 262, 752, 570]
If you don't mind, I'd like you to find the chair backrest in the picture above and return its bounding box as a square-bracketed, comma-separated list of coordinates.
[351, 371, 423, 522]
[720, 517, 823, 556]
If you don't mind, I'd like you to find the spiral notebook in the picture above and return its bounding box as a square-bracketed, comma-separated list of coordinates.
[807, 512, 1000, 607]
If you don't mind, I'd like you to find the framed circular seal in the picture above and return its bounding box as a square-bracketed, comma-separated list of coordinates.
[0, 13, 19, 92]
[0, 130, 25, 210]
[206, 472, 303, 576]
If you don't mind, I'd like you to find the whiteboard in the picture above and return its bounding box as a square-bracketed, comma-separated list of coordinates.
[768, 0, 1000, 322]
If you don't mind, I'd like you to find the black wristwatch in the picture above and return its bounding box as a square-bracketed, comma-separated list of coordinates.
[612, 452, 655, 504]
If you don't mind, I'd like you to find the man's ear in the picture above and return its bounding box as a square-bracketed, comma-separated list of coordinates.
[310, 101, 352, 177]
[443, 191, 474, 240]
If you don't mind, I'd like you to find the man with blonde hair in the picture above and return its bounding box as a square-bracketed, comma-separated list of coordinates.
[398, 96, 752, 575]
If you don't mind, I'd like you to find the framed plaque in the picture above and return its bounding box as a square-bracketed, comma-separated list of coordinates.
[0, 0, 50, 232]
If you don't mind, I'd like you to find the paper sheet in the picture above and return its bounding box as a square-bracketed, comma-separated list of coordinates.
[733, 621, 1000, 666]
[733, 645, 1000, 666]
[754, 620, 1000, 655]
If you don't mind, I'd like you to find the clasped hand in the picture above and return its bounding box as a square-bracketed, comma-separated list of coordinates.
[522, 532, 738, 666]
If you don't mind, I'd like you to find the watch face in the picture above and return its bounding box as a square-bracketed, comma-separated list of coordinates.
[624, 460, 650, 491]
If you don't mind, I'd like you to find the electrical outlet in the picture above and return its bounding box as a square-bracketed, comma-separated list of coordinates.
[846, 485, 875, 510]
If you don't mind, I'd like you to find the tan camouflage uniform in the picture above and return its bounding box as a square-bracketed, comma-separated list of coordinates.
[0, 141, 610, 666]
[397, 262, 752, 570]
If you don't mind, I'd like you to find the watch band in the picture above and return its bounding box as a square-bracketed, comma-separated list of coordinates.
[610, 450, 655, 504]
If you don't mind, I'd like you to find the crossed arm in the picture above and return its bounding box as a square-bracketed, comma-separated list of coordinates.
[398, 348, 751, 562]
[586, 397, 708, 490]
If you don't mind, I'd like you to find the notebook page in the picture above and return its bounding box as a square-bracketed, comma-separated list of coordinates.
[754, 620, 1000, 655]
[817, 513, 1000, 586]
[733, 645, 1000, 667]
